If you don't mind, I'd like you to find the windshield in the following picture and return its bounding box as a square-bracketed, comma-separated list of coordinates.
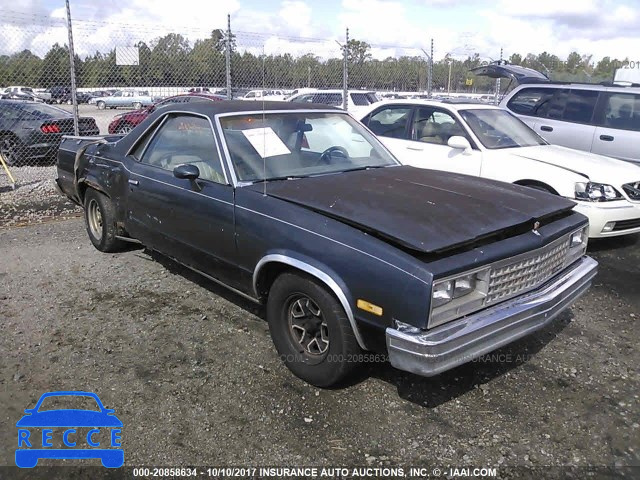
[220, 111, 398, 182]
[459, 109, 546, 149]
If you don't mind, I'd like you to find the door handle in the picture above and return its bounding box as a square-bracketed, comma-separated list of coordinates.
[599, 135, 614, 142]
[406, 145, 424, 151]
[128, 179, 139, 186]
[540, 125, 553, 132]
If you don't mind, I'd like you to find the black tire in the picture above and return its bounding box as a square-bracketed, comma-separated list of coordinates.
[132, 102, 142, 109]
[97, 101, 105, 110]
[267, 272, 361, 387]
[83, 189, 125, 252]
[0, 135, 23, 166]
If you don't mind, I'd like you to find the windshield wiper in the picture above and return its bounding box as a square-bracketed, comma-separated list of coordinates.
[339, 165, 391, 173]
[254, 174, 309, 183]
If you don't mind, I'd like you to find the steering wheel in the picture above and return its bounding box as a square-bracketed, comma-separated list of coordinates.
[318, 146, 349, 165]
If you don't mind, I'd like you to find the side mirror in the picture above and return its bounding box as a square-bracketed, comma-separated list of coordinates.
[447, 136, 473, 155]
[173, 164, 200, 180]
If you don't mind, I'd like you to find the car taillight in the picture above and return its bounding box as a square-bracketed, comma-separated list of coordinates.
[41, 124, 61, 133]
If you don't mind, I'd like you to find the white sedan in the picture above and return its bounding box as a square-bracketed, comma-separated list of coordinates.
[359, 100, 640, 238]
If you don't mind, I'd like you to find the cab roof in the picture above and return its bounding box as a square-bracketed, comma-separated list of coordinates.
[155, 99, 341, 116]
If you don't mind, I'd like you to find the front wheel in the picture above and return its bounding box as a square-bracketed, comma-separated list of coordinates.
[84, 189, 125, 252]
[267, 272, 361, 387]
[132, 102, 142, 109]
[97, 101, 106, 110]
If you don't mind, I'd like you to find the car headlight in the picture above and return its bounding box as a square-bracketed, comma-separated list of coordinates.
[430, 268, 490, 328]
[575, 182, 622, 202]
[564, 225, 589, 267]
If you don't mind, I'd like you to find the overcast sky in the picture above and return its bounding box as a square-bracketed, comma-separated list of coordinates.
[2, 0, 639, 62]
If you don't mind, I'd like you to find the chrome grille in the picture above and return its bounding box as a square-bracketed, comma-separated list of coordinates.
[622, 182, 640, 201]
[486, 240, 570, 305]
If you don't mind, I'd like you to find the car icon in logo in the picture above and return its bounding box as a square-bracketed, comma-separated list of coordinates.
[16, 391, 123, 468]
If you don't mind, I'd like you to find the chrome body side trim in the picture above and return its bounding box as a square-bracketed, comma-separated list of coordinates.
[253, 254, 367, 349]
[386, 256, 598, 377]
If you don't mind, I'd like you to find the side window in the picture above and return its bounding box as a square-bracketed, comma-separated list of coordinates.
[412, 107, 466, 145]
[312, 93, 342, 106]
[364, 106, 412, 139]
[600, 93, 640, 131]
[507, 87, 559, 116]
[562, 89, 599, 124]
[291, 94, 314, 103]
[536, 89, 568, 119]
[350, 93, 370, 106]
[138, 114, 226, 184]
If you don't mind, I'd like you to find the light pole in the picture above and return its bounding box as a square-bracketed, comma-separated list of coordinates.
[447, 60, 452, 95]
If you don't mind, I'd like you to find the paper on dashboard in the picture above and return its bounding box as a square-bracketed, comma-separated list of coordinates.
[241, 127, 291, 158]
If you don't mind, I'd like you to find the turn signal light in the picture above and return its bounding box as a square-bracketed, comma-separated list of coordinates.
[357, 299, 383, 316]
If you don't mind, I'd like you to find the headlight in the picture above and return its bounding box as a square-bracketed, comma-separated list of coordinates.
[564, 225, 588, 267]
[430, 268, 490, 328]
[575, 182, 622, 202]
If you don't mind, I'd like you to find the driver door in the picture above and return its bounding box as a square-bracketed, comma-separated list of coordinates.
[124, 113, 239, 286]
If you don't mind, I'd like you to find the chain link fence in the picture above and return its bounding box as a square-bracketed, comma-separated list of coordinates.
[0, 9, 565, 195]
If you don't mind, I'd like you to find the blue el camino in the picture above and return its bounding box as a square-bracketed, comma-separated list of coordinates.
[55, 101, 598, 387]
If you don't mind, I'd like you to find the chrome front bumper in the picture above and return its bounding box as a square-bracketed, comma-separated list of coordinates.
[386, 256, 598, 377]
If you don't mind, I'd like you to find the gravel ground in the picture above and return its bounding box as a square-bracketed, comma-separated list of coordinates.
[0, 214, 638, 478]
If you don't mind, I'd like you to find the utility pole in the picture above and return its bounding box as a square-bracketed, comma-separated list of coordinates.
[65, 0, 78, 135]
[226, 14, 232, 100]
[495, 47, 503, 103]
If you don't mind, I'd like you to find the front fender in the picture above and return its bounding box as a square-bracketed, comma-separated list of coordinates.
[253, 251, 366, 349]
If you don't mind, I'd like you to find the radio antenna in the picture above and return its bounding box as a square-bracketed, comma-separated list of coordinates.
[262, 47, 267, 197]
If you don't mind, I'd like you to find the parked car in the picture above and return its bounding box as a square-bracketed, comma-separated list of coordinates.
[1, 91, 43, 102]
[46, 86, 72, 104]
[471, 62, 640, 164]
[0, 100, 99, 166]
[56, 91, 94, 105]
[96, 90, 159, 110]
[288, 89, 379, 115]
[3, 86, 50, 103]
[88, 91, 112, 105]
[107, 93, 225, 134]
[55, 100, 597, 387]
[241, 89, 287, 101]
[360, 100, 640, 238]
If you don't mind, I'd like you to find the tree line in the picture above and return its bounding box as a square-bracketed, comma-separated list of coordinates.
[0, 29, 628, 94]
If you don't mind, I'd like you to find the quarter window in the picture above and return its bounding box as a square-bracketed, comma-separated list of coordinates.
[138, 114, 226, 184]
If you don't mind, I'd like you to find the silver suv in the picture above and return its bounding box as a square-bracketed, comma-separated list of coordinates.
[472, 62, 640, 163]
[501, 83, 640, 164]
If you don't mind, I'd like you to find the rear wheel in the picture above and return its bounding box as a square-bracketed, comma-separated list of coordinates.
[132, 102, 142, 109]
[267, 272, 361, 387]
[0, 135, 23, 166]
[116, 123, 133, 134]
[97, 101, 106, 110]
[84, 189, 125, 252]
